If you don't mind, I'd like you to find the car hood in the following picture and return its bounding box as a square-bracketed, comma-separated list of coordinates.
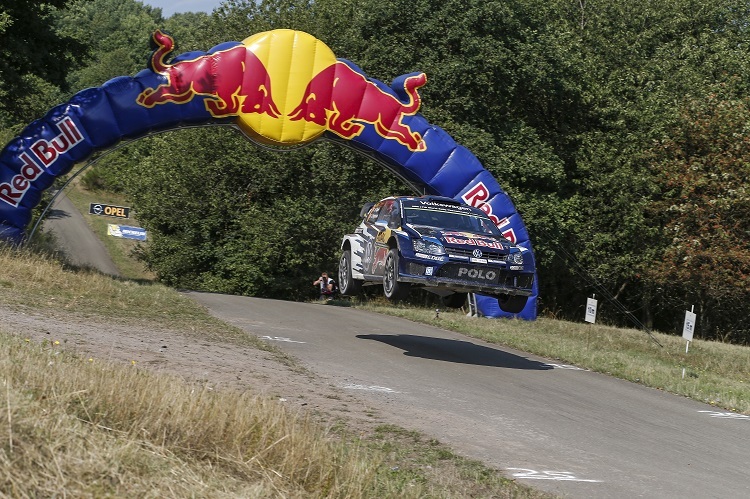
[409, 225, 511, 252]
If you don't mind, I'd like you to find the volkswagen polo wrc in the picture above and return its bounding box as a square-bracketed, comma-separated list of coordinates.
[338, 196, 534, 313]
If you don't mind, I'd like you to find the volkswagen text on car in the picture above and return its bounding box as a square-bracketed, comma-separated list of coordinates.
[338, 196, 534, 313]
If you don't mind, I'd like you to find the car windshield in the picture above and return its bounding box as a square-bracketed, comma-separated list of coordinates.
[403, 207, 502, 236]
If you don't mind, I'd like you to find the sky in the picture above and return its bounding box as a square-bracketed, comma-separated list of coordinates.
[141, 0, 226, 17]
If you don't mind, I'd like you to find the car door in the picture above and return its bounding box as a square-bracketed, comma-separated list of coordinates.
[359, 202, 382, 276]
[371, 199, 395, 275]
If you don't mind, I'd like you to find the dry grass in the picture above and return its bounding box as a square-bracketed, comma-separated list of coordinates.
[356, 302, 750, 415]
[0, 247, 266, 348]
[0, 246, 551, 498]
[0, 333, 376, 497]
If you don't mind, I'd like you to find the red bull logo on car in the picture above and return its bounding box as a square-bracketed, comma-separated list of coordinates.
[136, 29, 426, 151]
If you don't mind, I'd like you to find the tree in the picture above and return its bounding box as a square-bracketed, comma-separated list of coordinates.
[645, 86, 750, 342]
[9, 0, 747, 336]
[55, 0, 163, 91]
[103, 127, 404, 299]
[0, 0, 85, 127]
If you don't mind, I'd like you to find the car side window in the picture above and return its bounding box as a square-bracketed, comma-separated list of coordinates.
[366, 204, 382, 224]
[376, 200, 394, 225]
[388, 205, 401, 228]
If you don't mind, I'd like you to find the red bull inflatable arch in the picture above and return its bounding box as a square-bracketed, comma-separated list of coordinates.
[0, 29, 537, 319]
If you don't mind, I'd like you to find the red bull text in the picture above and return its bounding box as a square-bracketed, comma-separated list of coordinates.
[462, 181, 516, 243]
[0, 117, 83, 207]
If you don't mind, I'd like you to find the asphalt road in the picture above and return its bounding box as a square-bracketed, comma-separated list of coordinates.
[41, 198, 749, 497]
[189, 292, 750, 499]
[41, 193, 120, 276]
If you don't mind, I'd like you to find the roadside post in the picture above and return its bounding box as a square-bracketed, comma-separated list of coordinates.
[584, 295, 597, 350]
[681, 305, 696, 379]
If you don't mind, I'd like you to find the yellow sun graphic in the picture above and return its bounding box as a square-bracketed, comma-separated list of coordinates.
[236, 29, 338, 147]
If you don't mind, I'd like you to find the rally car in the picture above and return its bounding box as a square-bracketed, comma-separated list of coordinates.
[338, 195, 534, 313]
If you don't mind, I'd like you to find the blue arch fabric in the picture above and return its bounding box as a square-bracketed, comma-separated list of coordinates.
[0, 34, 537, 319]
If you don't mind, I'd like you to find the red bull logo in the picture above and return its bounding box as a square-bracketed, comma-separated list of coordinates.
[135, 29, 427, 152]
[444, 236, 505, 250]
[288, 61, 426, 152]
[137, 30, 280, 119]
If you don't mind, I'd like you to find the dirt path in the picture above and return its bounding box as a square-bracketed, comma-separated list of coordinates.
[0, 303, 383, 431]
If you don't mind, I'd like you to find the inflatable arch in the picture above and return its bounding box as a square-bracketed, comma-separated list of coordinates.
[0, 29, 537, 319]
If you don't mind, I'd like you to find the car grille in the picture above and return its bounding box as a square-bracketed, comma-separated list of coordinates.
[446, 247, 508, 261]
[502, 273, 534, 289]
[408, 262, 426, 275]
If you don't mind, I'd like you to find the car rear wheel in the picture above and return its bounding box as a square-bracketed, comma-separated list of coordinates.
[338, 249, 361, 296]
[383, 248, 410, 302]
[441, 292, 467, 309]
[497, 294, 528, 314]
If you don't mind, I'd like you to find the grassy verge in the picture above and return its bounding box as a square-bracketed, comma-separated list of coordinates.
[353, 301, 750, 415]
[0, 246, 550, 497]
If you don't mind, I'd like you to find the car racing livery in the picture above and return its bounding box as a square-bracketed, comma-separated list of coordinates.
[338, 196, 534, 313]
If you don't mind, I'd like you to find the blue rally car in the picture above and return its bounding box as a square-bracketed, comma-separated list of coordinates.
[338, 195, 534, 313]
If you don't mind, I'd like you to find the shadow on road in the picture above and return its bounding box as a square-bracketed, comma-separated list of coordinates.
[356, 334, 553, 370]
[45, 208, 72, 220]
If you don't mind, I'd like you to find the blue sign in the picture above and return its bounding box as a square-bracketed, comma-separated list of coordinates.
[108, 224, 147, 241]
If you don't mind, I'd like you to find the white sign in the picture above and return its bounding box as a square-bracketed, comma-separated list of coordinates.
[107, 224, 147, 241]
[682, 310, 697, 341]
[584, 297, 598, 323]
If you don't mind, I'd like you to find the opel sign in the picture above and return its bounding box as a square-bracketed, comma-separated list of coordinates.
[89, 203, 130, 219]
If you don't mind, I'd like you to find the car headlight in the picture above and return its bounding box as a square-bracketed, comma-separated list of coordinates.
[413, 239, 446, 255]
[509, 250, 524, 265]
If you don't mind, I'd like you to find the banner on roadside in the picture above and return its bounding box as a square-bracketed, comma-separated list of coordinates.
[108, 224, 146, 241]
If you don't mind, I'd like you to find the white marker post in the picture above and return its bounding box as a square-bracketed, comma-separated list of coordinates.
[584, 295, 598, 351]
[681, 305, 696, 379]
[585, 295, 598, 324]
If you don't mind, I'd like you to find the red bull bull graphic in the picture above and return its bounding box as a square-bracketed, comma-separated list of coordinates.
[0, 28, 536, 320]
[136, 30, 281, 119]
[288, 61, 426, 152]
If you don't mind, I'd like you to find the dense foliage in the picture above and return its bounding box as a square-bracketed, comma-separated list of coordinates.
[2, 0, 749, 343]
[0, 0, 84, 129]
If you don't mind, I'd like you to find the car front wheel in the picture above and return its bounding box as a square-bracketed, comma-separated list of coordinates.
[497, 294, 528, 314]
[383, 248, 410, 302]
[338, 249, 362, 296]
